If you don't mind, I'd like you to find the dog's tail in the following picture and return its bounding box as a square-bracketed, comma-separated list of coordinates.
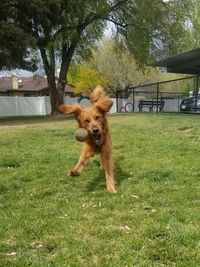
[90, 85, 107, 104]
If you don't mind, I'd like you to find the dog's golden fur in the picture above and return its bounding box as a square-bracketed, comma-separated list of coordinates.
[59, 85, 116, 193]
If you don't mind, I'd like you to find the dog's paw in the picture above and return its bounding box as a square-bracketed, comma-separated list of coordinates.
[107, 184, 117, 193]
[68, 169, 80, 176]
[108, 188, 117, 193]
[99, 164, 104, 170]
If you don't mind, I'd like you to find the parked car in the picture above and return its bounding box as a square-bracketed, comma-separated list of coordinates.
[180, 96, 200, 112]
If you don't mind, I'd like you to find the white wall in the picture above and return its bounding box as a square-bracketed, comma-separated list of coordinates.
[163, 99, 182, 112]
[0, 96, 118, 117]
[0, 96, 51, 117]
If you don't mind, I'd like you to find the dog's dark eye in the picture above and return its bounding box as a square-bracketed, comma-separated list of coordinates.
[84, 119, 90, 123]
[95, 115, 101, 120]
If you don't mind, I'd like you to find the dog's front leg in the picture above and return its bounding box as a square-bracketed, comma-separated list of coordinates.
[101, 152, 117, 193]
[69, 146, 92, 176]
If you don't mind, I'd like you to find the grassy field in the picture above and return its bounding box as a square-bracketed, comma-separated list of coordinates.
[0, 113, 200, 267]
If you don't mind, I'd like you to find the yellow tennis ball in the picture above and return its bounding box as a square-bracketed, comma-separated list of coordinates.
[74, 128, 89, 142]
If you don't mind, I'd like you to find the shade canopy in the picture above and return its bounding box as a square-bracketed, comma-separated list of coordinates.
[152, 47, 200, 75]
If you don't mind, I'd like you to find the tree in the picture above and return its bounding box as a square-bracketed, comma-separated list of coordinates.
[0, 0, 174, 113]
[89, 38, 185, 97]
[175, 0, 200, 48]
[0, 4, 36, 71]
[90, 39, 153, 97]
[150, 0, 200, 59]
[68, 64, 108, 95]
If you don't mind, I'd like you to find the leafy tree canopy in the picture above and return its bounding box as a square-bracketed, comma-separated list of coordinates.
[68, 64, 108, 95]
[89, 39, 185, 96]
[68, 38, 189, 98]
[0, 21, 36, 71]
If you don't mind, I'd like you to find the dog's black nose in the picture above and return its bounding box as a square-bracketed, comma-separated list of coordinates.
[92, 128, 99, 134]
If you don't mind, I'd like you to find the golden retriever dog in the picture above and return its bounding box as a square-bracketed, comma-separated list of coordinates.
[59, 85, 116, 193]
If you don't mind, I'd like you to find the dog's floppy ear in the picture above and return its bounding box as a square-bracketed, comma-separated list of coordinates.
[95, 98, 113, 113]
[59, 104, 82, 117]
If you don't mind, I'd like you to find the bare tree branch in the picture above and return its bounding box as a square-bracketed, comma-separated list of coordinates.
[103, 17, 129, 28]
[79, 0, 129, 30]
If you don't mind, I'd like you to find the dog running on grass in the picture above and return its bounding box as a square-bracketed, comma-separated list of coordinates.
[59, 85, 116, 193]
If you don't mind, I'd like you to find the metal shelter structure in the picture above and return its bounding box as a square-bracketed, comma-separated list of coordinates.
[152, 47, 200, 75]
[116, 47, 200, 113]
[152, 47, 200, 113]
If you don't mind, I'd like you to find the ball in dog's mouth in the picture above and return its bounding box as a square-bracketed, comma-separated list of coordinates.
[74, 128, 89, 142]
[92, 133, 103, 146]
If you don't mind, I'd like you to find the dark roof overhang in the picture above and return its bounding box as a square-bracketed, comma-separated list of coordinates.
[152, 47, 200, 75]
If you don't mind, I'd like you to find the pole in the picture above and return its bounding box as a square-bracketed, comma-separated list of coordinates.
[194, 75, 199, 114]
[156, 83, 159, 113]
[132, 89, 135, 112]
[116, 91, 119, 113]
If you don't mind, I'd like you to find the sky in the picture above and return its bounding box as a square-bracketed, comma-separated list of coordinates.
[17, 70, 34, 77]
[0, 69, 36, 77]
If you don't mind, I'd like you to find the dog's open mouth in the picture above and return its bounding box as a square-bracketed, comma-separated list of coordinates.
[91, 133, 103, 146]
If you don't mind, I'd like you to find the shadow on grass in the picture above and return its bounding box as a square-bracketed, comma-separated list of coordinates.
[0, 158, 21, 168]
[86, 157, 129, 192]
[144, 169, 173, 183]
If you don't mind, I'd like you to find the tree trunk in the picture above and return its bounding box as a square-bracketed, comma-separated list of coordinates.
[40, 42, 77, 114]
[47, 72, 59, 113]
[51, 43, 77, 112]
[57, 79, 65, 106]
[46, 77, 65, 114]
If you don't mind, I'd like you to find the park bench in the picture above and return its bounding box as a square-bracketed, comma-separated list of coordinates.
[138, 99, 165, 112]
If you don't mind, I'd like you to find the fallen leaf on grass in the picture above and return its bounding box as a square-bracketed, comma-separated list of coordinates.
[30, 242, 54, 252]
[157, 247, 167, 252]
[143, 205, 152, 210]
[30, 242, 55, 252]
[58, 213, 68, 219]
[5, 252, 17, 256]
[30, 242, 42, 248]
[151, 209, 158, 213]
[119, 225, 131, 232]
[143, 206, 158, 212]
[6, 238, 16, 246]
[131, 194, 139, 199]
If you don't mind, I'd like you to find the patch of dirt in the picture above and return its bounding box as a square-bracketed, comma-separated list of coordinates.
[0, 114, 69, 128]
[177, 127, 193, 133]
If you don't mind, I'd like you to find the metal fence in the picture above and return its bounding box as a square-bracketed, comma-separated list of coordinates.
[116, 75, 200, 113]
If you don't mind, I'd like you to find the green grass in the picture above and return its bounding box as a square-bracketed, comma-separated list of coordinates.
[0, 113, 200, 267]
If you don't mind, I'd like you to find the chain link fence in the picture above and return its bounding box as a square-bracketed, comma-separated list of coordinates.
[116, 75, 200, 113]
